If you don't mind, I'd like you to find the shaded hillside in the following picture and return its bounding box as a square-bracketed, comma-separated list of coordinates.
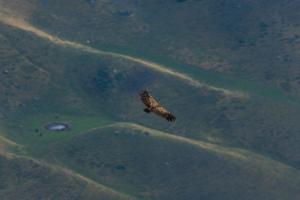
[26, 0, 300, 97]
[0, 153, 133, 200]
[42, 123, 300, 200]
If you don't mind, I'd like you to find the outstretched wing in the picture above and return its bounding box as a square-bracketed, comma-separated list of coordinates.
[140, 90, 160, 108]
[140, 90, 176, 122]
[152, 106, 176, 122]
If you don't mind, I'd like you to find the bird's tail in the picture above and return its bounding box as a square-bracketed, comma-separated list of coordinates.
[166, 113, 176, 122]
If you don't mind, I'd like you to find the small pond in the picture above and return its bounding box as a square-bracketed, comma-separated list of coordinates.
[44, 122, 70, 131]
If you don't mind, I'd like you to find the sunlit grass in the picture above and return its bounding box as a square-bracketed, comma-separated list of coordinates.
[11, 113, 112, 157]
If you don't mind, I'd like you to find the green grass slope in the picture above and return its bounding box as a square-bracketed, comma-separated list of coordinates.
[26, 0, 300, 97]
[0, 152, 133, 200]
[42, 123, 300, 200]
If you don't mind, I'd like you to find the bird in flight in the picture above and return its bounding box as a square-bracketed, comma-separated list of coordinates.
[140, 90, 176, 122]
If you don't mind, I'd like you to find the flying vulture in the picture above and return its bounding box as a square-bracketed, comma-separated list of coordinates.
[140, 90, 176, 122]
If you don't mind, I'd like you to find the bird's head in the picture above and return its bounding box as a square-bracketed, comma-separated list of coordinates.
[140, 90, 149, 97]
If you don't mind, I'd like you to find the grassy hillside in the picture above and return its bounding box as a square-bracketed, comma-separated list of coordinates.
[42, 123, 300, 200]
[28, 0, 300, 97]
[0, 152, 133, 200]
[0, 0, 300, 199]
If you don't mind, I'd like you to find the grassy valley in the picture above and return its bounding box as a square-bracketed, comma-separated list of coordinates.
[0, 0, 300, 199]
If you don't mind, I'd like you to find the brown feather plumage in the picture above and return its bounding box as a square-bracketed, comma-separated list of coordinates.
[140, 90, 176, 122]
